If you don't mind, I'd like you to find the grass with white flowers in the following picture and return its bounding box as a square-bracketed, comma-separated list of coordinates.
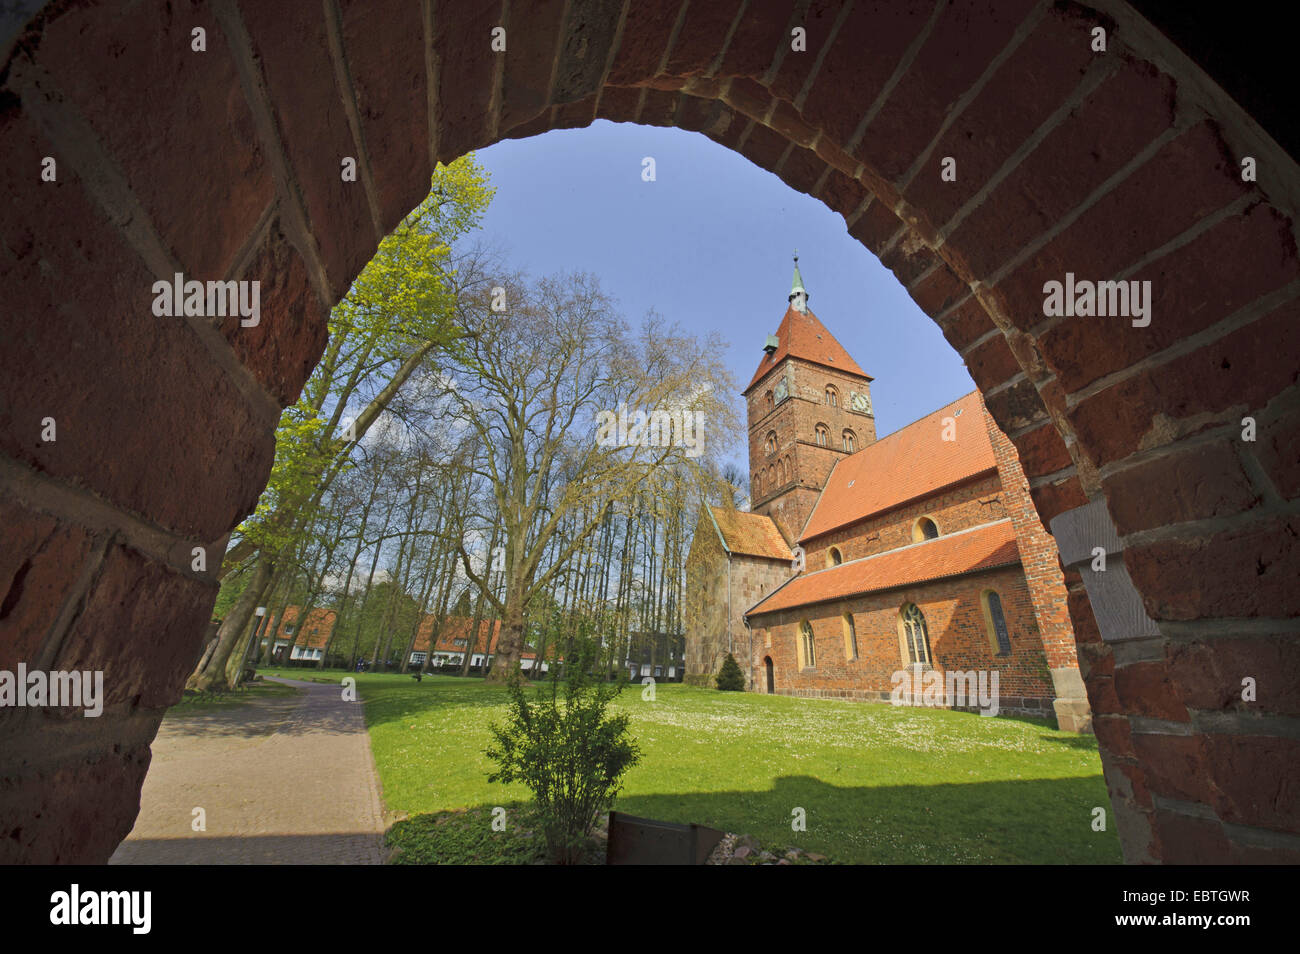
[263, 668, 1120, 864]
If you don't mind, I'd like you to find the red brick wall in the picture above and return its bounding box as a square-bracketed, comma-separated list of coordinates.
[981, 402, 1078, 672]
[749, 564, 1055, 711]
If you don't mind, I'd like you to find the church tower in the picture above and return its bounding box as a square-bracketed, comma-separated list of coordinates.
[745, 257, 877, 545]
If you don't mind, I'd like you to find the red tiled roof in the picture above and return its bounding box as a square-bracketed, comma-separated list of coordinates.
[269, 606, 336, 650]
[745, 305, 871, 392]
[800, 391, 996, 543]
[709, 506, 793, 561]
[412, 615, 502, 655]
[748, 519, 1020, 617]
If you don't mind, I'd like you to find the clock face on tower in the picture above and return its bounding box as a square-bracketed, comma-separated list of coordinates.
[850, 390, 873, 415]
[773, 377, 789, 404]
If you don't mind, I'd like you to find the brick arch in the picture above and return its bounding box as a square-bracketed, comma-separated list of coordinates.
[1, 1, 1296, 864]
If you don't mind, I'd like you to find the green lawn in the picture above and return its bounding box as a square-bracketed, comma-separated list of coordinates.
[261, 667, 1121, 864]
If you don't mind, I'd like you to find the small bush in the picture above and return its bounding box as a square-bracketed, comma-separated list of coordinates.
[716, 653, 745, 691]
[485, 632, 641, 864]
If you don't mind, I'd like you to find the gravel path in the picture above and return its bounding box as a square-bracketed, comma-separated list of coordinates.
[109, 677, 387, 865]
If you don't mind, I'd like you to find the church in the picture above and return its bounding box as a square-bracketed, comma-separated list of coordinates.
[684, 262, 1092, 733]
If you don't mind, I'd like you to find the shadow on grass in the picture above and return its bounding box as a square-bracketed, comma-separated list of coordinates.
[386, 801, 553, 865]
[613, 774, 1119, 864]
[388, 774, 1121, 865]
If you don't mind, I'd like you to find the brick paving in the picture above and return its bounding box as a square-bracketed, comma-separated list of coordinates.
[109, 677, 387, 865]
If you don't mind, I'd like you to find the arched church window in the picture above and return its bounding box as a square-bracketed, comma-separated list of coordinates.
[843, 429, 856, 452]
[827, 546, 843, 567]
[826, 385, 838, 406]
[798, 621, 817, 669]
[765, 431, 777, 456]
[765, 390, 774, 412]
[900, 603, 932, 665]
[983, 590, 1012, 656]
[815, 423, 828, 446]
[843, 612, 858, 661]
[777, 458, 786, 484]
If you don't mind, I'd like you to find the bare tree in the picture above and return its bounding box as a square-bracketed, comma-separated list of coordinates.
[436, 272, 739, 681]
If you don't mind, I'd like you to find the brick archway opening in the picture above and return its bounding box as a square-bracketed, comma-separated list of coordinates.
[2, 0, 1296, 864]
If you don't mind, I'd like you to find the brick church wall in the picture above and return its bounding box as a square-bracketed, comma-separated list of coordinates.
[684, 514, 728, 685]
[684, 515, 792, 687]
[749, 564, 1057, 716]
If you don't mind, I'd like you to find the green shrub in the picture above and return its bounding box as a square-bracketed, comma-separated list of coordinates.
[716, 653, 745, 691]
[485, 633, 641, 864]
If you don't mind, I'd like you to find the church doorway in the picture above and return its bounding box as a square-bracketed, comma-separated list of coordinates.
[764, 657, 774, 695]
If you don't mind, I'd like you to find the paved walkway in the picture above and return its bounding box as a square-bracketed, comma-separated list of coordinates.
[109, 677, 387, 865]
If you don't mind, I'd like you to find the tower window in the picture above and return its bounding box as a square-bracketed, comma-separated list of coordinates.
[765, 431, 777, 456]
[815, 423, 828, 446]
[825, 385, 838, 407]
[843, 429, 856, 452]
[900, 603, 932, 666]
[827, 546, 843, 567]
[765, 390, 774, 412]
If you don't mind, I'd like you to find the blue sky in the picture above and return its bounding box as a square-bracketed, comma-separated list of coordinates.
[473, 120, 975, 464]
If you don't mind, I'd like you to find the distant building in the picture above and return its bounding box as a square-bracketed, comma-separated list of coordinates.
[259, 606, 335, 663]
[408, 615, 551, 674]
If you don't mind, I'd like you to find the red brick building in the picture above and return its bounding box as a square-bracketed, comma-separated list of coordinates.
[259, 605, 336, 663]
[686, 265, 1090, 731]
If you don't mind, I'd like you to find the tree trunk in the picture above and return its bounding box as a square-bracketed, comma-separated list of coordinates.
[189, 557, 274, 692]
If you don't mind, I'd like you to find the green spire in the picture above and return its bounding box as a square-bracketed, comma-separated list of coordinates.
[789, 250, 808, 306]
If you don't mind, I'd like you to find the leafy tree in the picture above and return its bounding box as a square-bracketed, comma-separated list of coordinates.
[716, 652, 745, 691]
[190, 157, 493, 692]
[485, 631, 641, 864]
